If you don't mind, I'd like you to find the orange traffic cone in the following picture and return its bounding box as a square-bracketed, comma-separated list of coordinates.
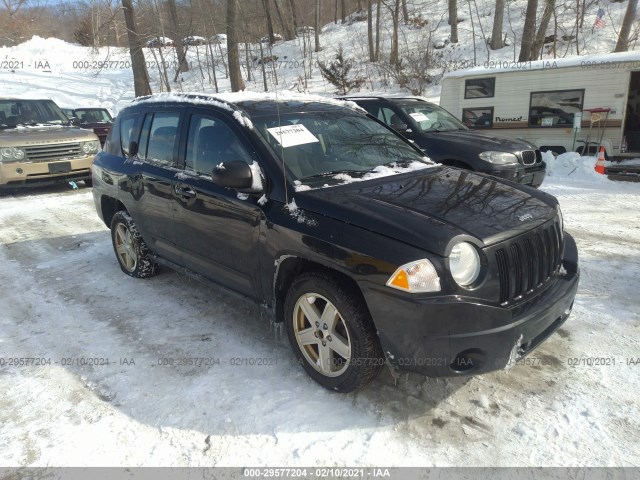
[595, 147, 606, 175]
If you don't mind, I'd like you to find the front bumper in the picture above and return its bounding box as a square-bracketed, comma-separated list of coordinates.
[480, 162, 546, 188]
[363, 233, 579, 377]
[0, 156, 93, 187]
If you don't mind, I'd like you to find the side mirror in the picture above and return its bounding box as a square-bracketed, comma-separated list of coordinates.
[212, 161, 259, 191]
[70, 117, 80, 126]
[392, 122, 410, 135]
[128, 140, 139, 157]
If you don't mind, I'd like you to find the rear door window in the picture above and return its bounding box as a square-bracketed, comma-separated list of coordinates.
[139, 112, 181, 166]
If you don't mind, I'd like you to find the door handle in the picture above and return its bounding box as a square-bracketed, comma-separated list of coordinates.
[174, 184, 196, 199]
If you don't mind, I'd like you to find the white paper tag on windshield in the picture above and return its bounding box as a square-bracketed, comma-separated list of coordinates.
[267, 124, 320, 148]
[409, 112, 429, 122]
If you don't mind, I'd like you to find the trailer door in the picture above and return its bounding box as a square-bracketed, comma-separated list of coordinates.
[624, 72, 640, 154]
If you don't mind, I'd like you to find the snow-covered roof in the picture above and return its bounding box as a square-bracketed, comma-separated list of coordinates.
[444, 51, 640, 78]
[132, 91, 365, 113]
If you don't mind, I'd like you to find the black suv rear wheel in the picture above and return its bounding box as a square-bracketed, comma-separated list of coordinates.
[110, 211, 158, 278]
[284, 272, 383, 392]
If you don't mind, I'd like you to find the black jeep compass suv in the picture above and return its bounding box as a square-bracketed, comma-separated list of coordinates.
[92, 93, 579, 392]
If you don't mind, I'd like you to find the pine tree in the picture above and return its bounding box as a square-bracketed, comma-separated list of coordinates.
[318, 47, 366, 95]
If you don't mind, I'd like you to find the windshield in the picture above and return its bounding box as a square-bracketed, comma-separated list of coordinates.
[399, 102, 467, 133]
[252, 110, 430, 186]
[74, 108, 113, 123]
[0, 100, 69, 128]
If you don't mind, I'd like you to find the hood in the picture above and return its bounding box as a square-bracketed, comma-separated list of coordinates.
[0, 125, 98, 146]
[297, 166, 556, 255]
[424, 129, 537, 151]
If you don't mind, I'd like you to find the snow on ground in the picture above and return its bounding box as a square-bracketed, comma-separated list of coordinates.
[0, 3, 639, 468]
[0, 164, 638, 467]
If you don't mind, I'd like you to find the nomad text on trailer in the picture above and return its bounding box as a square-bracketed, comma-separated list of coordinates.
[440, 51, 640, 159]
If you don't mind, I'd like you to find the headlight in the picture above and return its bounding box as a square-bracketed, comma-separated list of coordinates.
[386, 259, 441, 293]
[479, 151, 519, 165]
[81, 140, 100, 154]
[449, 242, 481, 287]
[1, 147, 26, 161]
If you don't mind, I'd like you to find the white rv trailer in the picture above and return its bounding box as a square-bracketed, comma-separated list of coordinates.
[439, 51, 640, 158]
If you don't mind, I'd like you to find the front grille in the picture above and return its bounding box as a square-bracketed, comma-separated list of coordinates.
[495, 221, 563, 304]
[521, 150, 536, 165]
[25, 143, 83, 162]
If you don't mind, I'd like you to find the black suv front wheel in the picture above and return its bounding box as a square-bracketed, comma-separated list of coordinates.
[110, 211, 158, 278]
[284, 272, 383, 392]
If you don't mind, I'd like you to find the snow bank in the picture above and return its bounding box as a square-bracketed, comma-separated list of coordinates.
[543, 151, 610, 183]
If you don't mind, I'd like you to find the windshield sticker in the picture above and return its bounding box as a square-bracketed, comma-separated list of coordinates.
[267, 124, 320, 148]
[409, 112, 429, 122]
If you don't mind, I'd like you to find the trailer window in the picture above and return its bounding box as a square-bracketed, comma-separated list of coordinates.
[464, 78, 495, 99]
[529, 89, 584, 127]
[462, 107, 494, 128]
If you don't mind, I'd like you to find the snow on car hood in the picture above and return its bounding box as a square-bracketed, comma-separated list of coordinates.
[297, 166, 556, 254]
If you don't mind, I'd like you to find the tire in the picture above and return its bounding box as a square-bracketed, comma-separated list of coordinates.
[110, 211, 158, 278]
[284, 272, 383, 392]
[84, 178, 93, 187]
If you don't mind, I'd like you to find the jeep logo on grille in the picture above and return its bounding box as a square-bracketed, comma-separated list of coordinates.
[518, 213, 533, 222]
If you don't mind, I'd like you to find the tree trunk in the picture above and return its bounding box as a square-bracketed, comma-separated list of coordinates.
[390, 0, 400, 65]
[262, 0, 276, 44]
[367, 0, 375, 61]
[449, 0, 458, 43]
[315, 0, 321, 52]
[401, 0, 409, 22]
[341, 0, 347, 23]
[288, 0, 298, 32]
[121, 0, 151, 97]
[490, 0, 505, 49]
[273, 0, 293, 40]
[574, 0, 580, 55]
[614, 0, 638, 52]
[167, 0, 189, 78]
[518, 0, 538, 62]
[375, 0, 381, 60]
[531, 0, 554, 59]
[227, 0, 245, 91]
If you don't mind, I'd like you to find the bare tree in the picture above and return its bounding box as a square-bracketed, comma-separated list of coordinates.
[401, 0, 408, 22]
[273, 0, 293, 40]
[518, 0, 538, 61]
[449, 0, 458, 43]
[367, 0, 375, 60]
[471, 0, 489, 60]
[315, 0, 321, 52]
[262, 0, 276, 44]
[1, 0, 30, 44]
[614, 0, 638, 52]
[531, 0, 555, 59]
[341, 0, 347, 23]
[288, 0, 298, 32]
[490, 0, 505, 49]
[121, 0, 151, 97]
[227, 0, 244, 91]
[167, 0, 189, 77]
[385, 0, 401, 66]
[375, 0, 381, 59]
[467, 0, 477, 64]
